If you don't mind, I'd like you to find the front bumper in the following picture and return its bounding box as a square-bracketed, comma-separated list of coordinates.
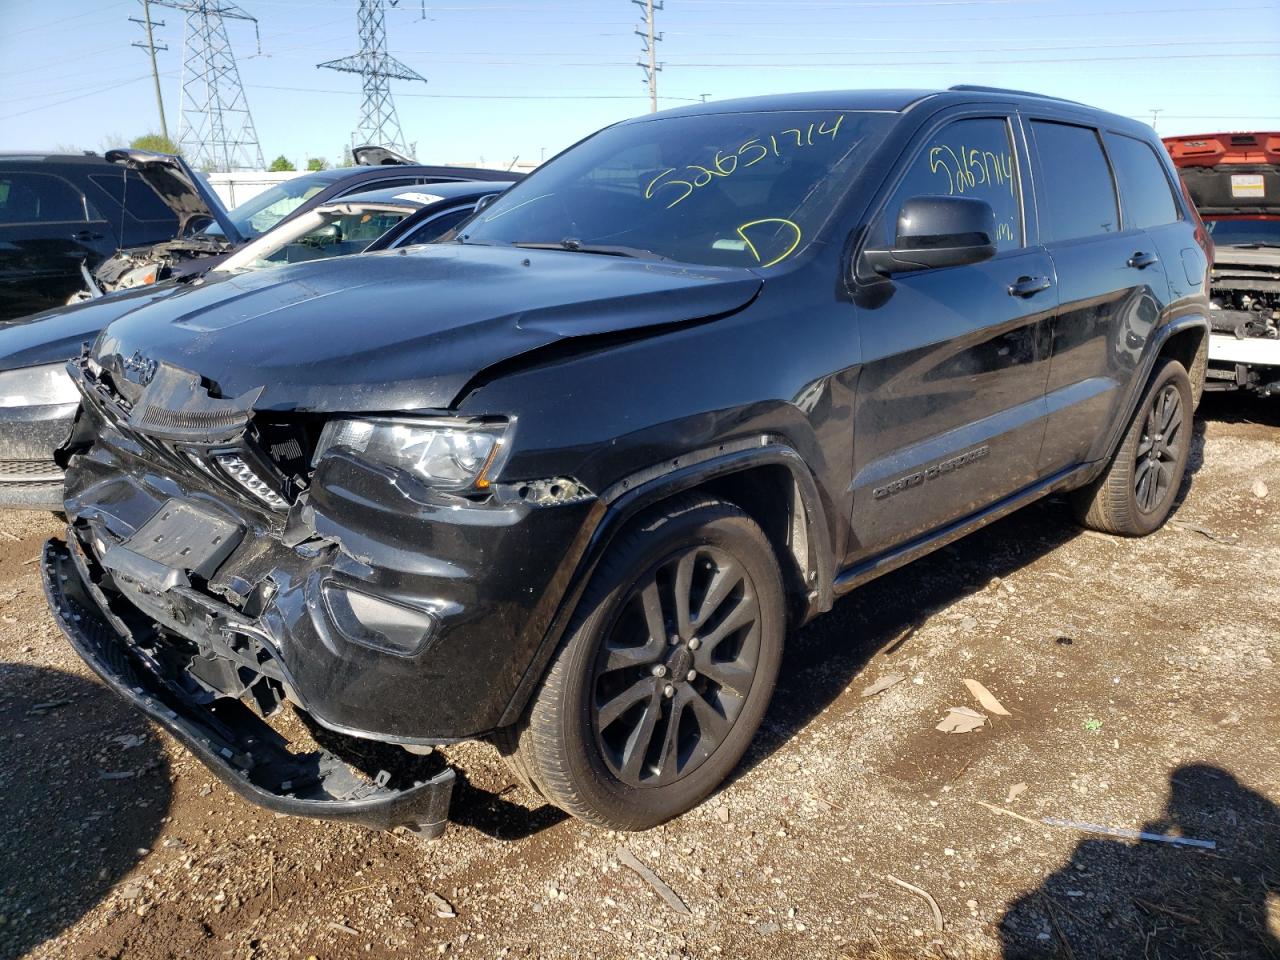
[0, 400, 77, 510]
[1208, 331, 1280, 367]
[42, 537, 456, 837]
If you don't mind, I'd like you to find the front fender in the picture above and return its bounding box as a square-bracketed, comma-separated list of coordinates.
[496, 438, 832, 727]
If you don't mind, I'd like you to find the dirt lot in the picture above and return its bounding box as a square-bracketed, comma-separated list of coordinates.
[2, 394, 1278, 960]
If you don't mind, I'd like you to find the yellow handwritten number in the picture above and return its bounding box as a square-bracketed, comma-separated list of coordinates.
[737, 139, 769, 167]
[645, 168, 694, 208]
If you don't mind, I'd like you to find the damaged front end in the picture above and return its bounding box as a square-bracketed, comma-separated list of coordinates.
[81, 149, 246, 299]
[1205, 250, 1280, 393]
[45, 351, 598, 836]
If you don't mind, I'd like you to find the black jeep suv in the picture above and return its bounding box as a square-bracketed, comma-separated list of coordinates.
[43, 87, 1209, 838]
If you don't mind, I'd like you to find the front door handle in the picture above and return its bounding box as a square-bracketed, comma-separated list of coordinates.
[1127, 250, 1159, 269]
[71, 230, 104, 242]
[1008, 275, 1052, 298]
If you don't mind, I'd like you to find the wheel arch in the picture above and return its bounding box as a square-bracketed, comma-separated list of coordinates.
[495, 438, 834, 728]
[1085, 314, 1209, 487]
[1156, 320, 1209, 407]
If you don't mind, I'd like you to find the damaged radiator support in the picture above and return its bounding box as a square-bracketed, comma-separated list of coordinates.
[41, 536, 456, 838]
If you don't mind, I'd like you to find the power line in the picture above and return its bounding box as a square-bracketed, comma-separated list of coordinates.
[633, 0, 663, 114]
[0, 75, 161, 122]
[247, 83, 700, 101]
[318, 0, 426, 156]
[332, 37, 1280, 59]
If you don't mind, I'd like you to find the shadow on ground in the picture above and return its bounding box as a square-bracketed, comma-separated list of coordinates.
[1199, 389, 1280, 427]
[1000, 764, 1280, 958]
[733, 405, 1216, 782]
[305, 713, 567, 842]
[0, 663, 170, 959]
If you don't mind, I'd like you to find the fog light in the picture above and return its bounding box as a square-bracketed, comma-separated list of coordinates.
[321, 581, 440, 657]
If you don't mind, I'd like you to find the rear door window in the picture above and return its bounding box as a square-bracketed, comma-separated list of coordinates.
[881, 117, 1024, 250]
[0, 172, 89, 224]
[1029, 121, 1120, 241]
[1103, 133, 1179, 229]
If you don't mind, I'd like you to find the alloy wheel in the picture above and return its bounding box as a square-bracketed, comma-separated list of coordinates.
[590, 545, 761, 788]
[1135, 382, 1184, 513]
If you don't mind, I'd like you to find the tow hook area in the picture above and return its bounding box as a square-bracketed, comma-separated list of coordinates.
[41, 537, 456, 839]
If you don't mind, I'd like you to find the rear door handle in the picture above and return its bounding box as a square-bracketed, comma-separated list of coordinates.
[71, 230, 104, 242]
[1127, 251, 1159, 269]
[1008, 275, 1052, 298]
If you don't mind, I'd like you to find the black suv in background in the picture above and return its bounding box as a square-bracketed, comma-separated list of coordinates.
[44, 87, 1209, 839]
[90, 149, 520, 295]
[0, 153, 180, 321]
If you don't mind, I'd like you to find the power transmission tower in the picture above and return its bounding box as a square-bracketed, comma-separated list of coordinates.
[318, 0, 426, 157]
[633, 0, 663, 113]
[153, 0, 265, 171]
[130, 0, 170, 142]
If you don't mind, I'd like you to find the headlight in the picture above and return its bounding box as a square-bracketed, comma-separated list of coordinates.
[313, 417, 510, 491]
[0, 363, 80, 407]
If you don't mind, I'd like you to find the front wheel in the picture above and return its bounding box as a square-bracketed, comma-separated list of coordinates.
[1072, 358, 1193, 536]
[500, 495, 785, 830]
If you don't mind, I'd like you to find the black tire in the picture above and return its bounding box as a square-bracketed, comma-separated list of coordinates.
[1073, 358, 1193, 536]
[500, 494, 785, 830]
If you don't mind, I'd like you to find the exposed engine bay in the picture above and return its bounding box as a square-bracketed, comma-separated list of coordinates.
[92, 234, 235, 292]
[1209, 262, 1280, 341]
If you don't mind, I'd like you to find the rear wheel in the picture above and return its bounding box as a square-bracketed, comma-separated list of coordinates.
[500, 495, 784, 830]
[1073, 358, 1193, 536]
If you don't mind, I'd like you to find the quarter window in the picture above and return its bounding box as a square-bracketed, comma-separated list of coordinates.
[398, 205, 476, 245]
[883, 117, 1023, 251]
[1103, 132, 1179, 229]
[1030, 121, 1120, 241]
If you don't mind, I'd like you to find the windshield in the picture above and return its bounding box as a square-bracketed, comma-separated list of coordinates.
[1205, 219, 1280, 246]
[203, 173, 334, 239]
[239, 209, 411, 270]
[461, 110, 893, 268]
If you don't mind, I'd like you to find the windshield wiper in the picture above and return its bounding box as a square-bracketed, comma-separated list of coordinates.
[511, 238, 674, 262]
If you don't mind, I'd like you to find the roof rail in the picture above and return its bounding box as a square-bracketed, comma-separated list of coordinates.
[948, 84, 1085, 106]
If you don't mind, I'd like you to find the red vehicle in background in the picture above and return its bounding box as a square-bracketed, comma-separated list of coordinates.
[1165, 132, 1280, 395]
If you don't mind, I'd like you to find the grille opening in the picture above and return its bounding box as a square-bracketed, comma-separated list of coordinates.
[252, 417, 323, 484]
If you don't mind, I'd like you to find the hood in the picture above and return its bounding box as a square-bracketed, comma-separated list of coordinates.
[351, 144, 414, 166]
[104, 149, 244, 243]
[0, 280, 205, 373]
[93, 244, 762, 413]
[1165, 133, 1280, 216]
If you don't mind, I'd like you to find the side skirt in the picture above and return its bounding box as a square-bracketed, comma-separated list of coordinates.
[833, 462, 1093, 595]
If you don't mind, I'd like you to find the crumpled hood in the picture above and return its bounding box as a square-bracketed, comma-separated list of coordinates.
[93, 244, 761, 413]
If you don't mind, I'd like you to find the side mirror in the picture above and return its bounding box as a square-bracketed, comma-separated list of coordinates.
[862, 195, 998, 276]
[474, 193, 499, 212]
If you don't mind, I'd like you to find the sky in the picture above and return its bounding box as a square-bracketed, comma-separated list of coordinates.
[2, 0, 1279, 169]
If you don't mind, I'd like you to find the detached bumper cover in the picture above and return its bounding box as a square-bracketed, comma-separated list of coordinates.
[42, 537, 455, 838]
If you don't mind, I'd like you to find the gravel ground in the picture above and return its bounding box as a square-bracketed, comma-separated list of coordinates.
[1, 393, 1278, 960]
